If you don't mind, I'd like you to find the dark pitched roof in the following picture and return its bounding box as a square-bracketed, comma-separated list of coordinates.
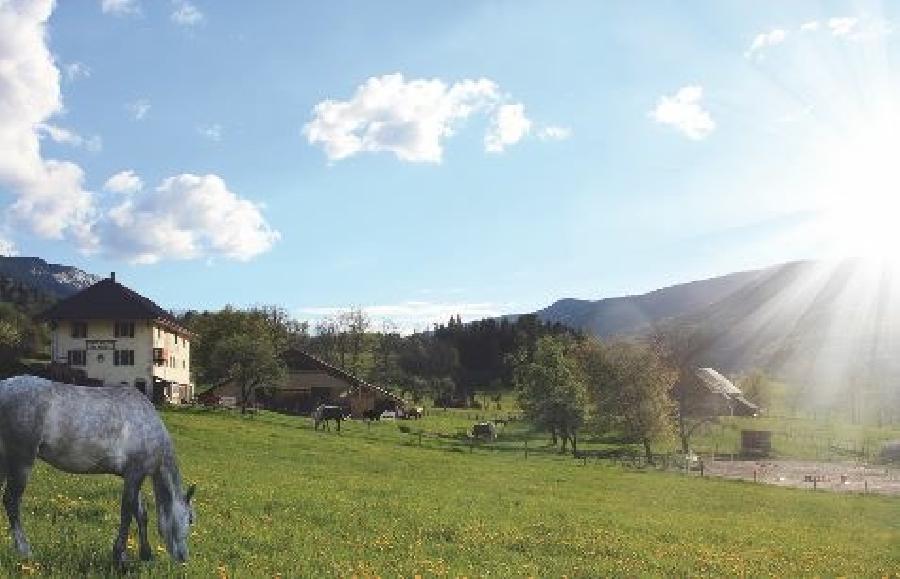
[283, 349, 406, 404]
[38, 277, 190, 336]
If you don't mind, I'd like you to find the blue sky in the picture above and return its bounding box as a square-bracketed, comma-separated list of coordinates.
[2, 1, 899, 330]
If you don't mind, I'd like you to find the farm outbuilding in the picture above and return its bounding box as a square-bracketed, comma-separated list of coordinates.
[206, 349, 406, 417]
[694, 367, 759, 417]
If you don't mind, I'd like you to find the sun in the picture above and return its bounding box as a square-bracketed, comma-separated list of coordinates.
[816, 120, 900, 265]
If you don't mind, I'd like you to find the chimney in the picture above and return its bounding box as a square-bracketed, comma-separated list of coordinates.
[110, 272, 116, 282]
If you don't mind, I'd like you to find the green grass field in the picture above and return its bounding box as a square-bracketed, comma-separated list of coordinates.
[1, 408, 898, 577]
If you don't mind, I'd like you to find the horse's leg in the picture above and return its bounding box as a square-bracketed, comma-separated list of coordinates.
[112, 474, 140, 565]
[2, 462, 33, 557]
[337, 418, 341, 432]
[135, 492, 152, 561]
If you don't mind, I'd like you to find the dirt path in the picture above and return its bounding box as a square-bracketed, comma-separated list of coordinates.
[700, 458, 900, 495]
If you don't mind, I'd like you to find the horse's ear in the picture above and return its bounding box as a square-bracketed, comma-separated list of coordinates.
[185, 484, 196, 504]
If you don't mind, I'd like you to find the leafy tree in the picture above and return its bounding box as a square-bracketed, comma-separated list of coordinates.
[579, 339, 676, 463]
[739, 370, 772, 412]
[206, 334, 284, 413]
[652, 326, 717, 453]
[514, 335, 587, 454]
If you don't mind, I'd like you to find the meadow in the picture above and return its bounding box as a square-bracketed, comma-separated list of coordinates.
[0, 408, 898, 577]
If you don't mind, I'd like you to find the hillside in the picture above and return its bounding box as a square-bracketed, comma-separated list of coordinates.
[531, 266, 775, 337]
[0, 256, 100, 300]
[528, 260, 900, 390]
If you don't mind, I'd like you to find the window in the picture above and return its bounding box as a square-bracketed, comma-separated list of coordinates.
[170, 355, 176, 367]
[67, 350, 87, 366]
[182, 360, 186, 369]
[71, 322, 87, 338]
[153, 348, 166, 365]
[114, 321, 135, 338]
[114, 350, 135, 366]
[174, 334, 178, 345]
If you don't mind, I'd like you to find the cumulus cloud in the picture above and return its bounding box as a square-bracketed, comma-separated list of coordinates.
[538, 126, 572, 141]
[299, 301, 505, 334]
[0, 237, 18, 257]
[828, 17, 858, 37]
[103, 170, 143, 194]
[100, 0, 140, 16]
[97, 173, 280, 264]
[171, 0, 203, 26]
[0, 2, 277, 265]
[800, 21, 820, 32]
[127, 99, 151, 120]
[38, 124, 102, 152]
[304, 73, 563, 162]
[198, 123, 222, 141]
[63, 62, 90, 82]
[745, 28, 787, 59]
[485, 103, 532, 153]
[0, 0, 95, 244]
[649, 85, 715, 140]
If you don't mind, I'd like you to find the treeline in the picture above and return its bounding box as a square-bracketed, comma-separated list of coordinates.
[180, 306, 578, 408]
[0, 276, 54, 376]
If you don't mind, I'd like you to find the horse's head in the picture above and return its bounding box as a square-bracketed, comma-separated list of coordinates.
[159, 484, 196, 563]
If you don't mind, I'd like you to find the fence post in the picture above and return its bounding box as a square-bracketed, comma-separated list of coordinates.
[524, 440, 528, 460]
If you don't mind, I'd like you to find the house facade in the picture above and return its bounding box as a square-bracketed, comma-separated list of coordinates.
[40, 273, 193, 403]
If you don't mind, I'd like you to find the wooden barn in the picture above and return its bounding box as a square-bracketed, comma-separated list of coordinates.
[205, 349, 405, 417]
[693, 367, 759, 417]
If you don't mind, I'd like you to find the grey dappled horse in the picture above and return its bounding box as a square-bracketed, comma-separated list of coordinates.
[0, 376, 196, 564]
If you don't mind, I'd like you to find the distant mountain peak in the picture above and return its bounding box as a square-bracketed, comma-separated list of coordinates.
[0, 256, 101, 299]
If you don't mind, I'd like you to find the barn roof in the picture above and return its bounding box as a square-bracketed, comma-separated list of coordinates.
[695, 367, 759, 414]
[38, 274, 191, 337]
[283, 349, 406, 404]
[696, 367, 742, 396]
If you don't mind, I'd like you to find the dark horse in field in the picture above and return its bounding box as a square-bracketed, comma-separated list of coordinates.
[313, 404, 347, 431]
[0, 376, 196, 564]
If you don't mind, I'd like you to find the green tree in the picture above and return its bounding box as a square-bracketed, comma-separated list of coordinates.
[739, 370, 772, 412]
[206, 334, 284, 414]
[514, 336, 587, 454]
[580, 339, 676, 463]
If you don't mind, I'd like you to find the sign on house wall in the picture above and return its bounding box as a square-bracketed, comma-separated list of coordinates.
[86, 340, 116, 350]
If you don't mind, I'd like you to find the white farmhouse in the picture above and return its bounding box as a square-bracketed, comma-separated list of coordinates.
[39, 273, 193, 403]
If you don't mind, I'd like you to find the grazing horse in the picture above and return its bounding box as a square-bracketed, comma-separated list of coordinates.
[0, 376, 196, 564]
[313, 404, 347, 431]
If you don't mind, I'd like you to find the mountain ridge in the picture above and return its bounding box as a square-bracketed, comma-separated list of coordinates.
[0, 256, 101, 300]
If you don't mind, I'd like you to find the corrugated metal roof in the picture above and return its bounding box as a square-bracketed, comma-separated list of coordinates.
[696, 367, 743, 396]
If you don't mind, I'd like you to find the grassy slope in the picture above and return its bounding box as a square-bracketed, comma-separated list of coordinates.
[1, 409, 898, 578]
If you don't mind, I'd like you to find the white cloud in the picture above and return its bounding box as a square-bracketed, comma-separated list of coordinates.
[0, 0, 96, 245]
[828, 17, 858, 37]
[0, 237, 18, 257]
[0, 2, 276, 265]
[127, 99, 151, 120]
[298, 301, 506, 334]
[485, 103, 532, 153]
[800, 21, 820, 32]
[538, 125, 572, 141]
[37, 124, 102, 152]
[103, 170, 143, 194]
[198, 123, 222, 141]
[171, 0, 203, 26]
[96, 174, 280, 264]
[304, 73, 547, 163]
[649, 85, 715, 140]
[745, 28, 787, 59]
[63, 62, 90, 82]
[101, 0, 140, 16]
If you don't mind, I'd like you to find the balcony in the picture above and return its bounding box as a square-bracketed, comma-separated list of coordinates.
[152, 348, 168, 364]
